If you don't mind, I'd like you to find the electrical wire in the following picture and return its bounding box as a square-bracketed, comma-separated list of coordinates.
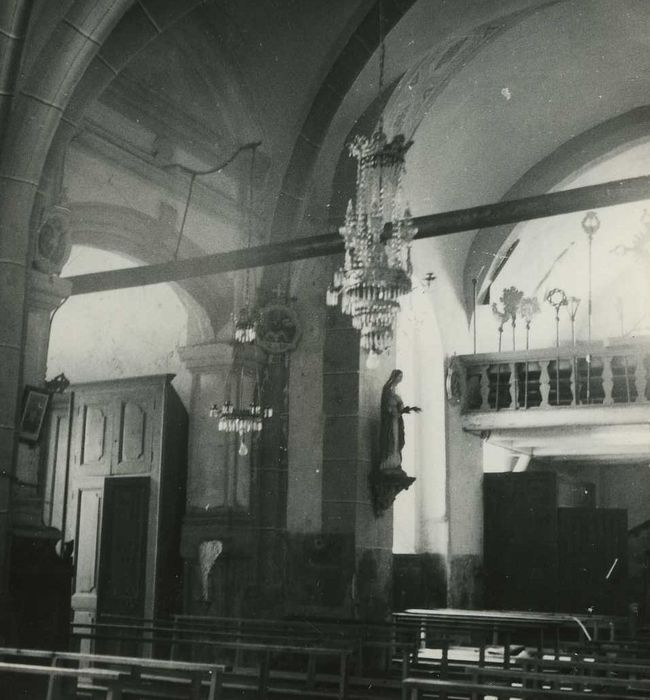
[164, 140, 262, 261]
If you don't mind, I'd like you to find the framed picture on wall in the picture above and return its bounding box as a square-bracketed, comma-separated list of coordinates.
[19, 386, 51, 444]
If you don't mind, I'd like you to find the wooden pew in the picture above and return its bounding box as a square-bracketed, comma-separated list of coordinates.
[0, 660, 127, 700]
[466, 665, 650, 695]
[70, 623, 353, 699]
[0, 647, 224, 700]
[515, 654, 650, 681]
[394, 608, 624, 653]
[403, 667, 650, 699]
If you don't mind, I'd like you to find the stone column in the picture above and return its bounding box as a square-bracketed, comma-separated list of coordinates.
[12, 270, 71, 532]
[317, 307, 397, 620]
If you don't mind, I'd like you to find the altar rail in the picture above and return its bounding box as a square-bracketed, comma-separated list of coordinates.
[458, 344, 650, 412]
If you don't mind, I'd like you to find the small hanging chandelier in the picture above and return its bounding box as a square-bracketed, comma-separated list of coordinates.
[233, 146, 259, 345]
[209, 363, 273, 456]
[326, 3, 416, 359]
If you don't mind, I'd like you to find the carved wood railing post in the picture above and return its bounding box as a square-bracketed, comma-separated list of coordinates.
[509, 362, 517, 409]
[635, 353, 648, 403]
[539, 360, 550, 408]
[570, 354, 577, 407]
[602, 355, 614, 406]
[480, 365, 490, 410]
[458, 345, 649, 412]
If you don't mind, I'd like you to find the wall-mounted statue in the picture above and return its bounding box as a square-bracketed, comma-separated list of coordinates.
[379, 369, 421, 471]
[370, 369, 420, 516]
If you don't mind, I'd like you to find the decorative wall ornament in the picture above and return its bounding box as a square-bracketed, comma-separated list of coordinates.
[33, 204, 72, 274]
[255, 302, 301, 354]
[445, 355, 465, 405]
[326, 3, 416, 361]
[198, 539, 223, 602]
[18, 385, 51, 444]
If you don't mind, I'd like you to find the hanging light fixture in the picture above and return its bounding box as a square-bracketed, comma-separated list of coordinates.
[233, 146, 259, 345]
[209, 363, 273, 456]
[326, 1, 417, 359]
[209, 144, 272, 455]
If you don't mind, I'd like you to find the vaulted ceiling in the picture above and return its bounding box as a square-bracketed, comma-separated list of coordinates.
[52, 0, 650, 341]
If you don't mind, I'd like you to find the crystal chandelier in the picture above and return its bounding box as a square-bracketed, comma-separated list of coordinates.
[326, 7, 416, 358]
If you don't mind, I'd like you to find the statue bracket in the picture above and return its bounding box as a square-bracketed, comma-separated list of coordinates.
[369, 468, 416, 517]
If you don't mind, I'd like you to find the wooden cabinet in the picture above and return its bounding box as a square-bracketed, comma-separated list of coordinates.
[44, 375, 187, 630]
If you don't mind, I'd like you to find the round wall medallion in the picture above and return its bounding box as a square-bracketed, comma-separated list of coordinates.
[445, 355, 465, 405]
[255, 303, 301, 354]
[33, 205, 72, 274]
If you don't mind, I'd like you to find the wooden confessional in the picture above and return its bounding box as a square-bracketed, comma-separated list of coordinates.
[43, 375, 188, 639]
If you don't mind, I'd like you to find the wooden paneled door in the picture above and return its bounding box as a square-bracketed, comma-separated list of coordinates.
[111, 391, 156, 476]
[558, 508, 627, 615]
[97, 476, 150, 620]
[71, 481, 103, 652]
[484, 472, 559, 611]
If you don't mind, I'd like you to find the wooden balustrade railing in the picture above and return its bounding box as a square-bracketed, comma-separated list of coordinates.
[458, 344, 650, 412]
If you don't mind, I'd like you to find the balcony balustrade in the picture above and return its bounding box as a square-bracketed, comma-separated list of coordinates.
[458, 343, 650, 413]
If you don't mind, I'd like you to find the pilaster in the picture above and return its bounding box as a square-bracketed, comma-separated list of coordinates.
[12, 270, 71, 532]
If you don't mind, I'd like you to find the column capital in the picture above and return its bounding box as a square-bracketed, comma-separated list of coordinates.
[27, 269, 71, 314]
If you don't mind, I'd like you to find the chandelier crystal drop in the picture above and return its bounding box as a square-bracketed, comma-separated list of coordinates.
[327, 124, 417, 357]
[233, 305, 257, 344]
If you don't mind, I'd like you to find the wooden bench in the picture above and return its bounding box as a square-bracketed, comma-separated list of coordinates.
[178, 638, 352, 700]
[0, 660, 127, 700]
[394, 608, 623, 654]
[0, 647, 224, 700]
[70, 624, 353, 699]
[403, 674, 650, 699]
[465, 665, 650, 695]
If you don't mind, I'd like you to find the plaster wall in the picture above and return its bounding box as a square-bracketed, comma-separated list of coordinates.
[394, 288, 448, 556]
[65, 144, 243, 256]
[47, 246, 192, 407]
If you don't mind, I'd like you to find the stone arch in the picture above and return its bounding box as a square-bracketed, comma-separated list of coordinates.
[463, 106, 650, 315]
[68, 202, 229, 343]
